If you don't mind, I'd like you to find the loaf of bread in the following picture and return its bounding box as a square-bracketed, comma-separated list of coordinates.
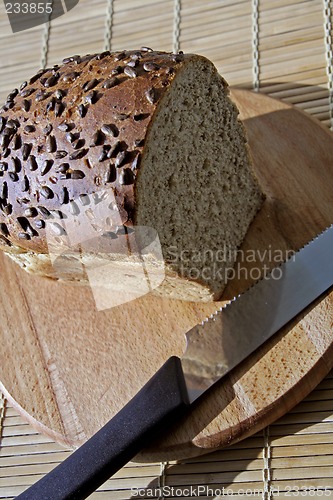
[0, 48, 264, 301]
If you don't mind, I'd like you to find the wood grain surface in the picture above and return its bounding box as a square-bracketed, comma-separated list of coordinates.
[0, 89, 333, 462]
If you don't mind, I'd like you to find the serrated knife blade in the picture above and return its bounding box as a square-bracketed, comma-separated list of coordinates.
[183, 223, 333, 402]
[18, 225, 333, 500]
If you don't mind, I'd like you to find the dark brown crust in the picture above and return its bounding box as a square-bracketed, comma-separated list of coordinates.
[0, 49, 187, 254]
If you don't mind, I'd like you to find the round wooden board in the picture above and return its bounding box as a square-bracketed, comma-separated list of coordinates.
[1, 89, 333, 462]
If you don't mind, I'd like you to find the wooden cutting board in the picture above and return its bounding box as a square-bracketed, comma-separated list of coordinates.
[1, 89, 333, 462]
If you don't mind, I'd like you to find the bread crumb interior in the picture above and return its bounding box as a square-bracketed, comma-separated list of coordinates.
[135, 57, 262, 300]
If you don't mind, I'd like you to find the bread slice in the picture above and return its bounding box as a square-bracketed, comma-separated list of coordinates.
[0, 49, 264, 301]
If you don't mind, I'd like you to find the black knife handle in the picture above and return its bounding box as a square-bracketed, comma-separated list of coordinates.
[16, 356, 189, 500]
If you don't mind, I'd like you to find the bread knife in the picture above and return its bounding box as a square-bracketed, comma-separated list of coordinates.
[17, 224, 333, 500]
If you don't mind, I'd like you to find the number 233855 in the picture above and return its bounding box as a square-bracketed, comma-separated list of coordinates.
[5, 3, 53, 14]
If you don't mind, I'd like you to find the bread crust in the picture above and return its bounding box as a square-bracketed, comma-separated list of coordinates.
[0, 49, 195, 255]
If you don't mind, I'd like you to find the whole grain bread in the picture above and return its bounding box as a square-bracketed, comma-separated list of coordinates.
[0, 49, 264, 301]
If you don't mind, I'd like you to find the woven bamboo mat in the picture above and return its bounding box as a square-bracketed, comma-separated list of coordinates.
[1, 0, 333, 497]
[1, 372, 333, 498]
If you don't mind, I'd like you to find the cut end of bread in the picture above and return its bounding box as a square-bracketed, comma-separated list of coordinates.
[135, 54, 264, 301]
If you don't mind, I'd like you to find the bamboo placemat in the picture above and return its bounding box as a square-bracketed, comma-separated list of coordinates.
[1, 372, 333, 498]
[1, 0, 333, 497]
